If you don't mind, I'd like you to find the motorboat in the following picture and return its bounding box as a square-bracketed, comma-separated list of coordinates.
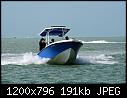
[37, 26, 83, 64]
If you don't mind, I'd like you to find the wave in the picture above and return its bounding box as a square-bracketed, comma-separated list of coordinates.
[75, 54, 118, 65]
[79, 40, 125, 43]
[1, 52, 50, 65]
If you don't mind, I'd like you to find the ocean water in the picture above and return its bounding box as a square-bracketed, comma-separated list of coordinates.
[1, 37, 126, 84]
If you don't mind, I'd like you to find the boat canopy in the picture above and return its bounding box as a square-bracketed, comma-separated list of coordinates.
[40, 26, 70, 37]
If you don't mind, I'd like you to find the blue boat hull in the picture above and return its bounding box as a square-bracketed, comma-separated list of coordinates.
[37, 40, 83, 64]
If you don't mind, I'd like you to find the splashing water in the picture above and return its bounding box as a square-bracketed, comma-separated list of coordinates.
[1, 52, 50, 65]
[1, 52, 118, 65]
[75, 54, 118, 65]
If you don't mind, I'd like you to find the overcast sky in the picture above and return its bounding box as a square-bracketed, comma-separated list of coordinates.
[1, 1, 126, 38]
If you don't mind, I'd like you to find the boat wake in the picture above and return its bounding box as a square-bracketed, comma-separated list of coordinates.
[75, 54, 118, 65]
[1, 52, 118, 65]
[1, 52, 50, 65]
[80, 40, 125, 43]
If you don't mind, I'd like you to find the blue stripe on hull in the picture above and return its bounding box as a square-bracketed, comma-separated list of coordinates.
[37, 41, 82, 59]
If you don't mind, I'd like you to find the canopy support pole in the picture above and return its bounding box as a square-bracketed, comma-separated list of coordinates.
[47, 31, 49, 45]
[62, 28, 64, 40]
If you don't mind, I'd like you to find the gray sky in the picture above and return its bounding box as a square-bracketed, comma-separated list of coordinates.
[1, 1, 126, 38]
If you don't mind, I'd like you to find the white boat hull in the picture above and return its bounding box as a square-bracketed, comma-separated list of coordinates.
[48, 48, 76, 64]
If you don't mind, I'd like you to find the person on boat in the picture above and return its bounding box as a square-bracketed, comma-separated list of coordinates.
[65, 36, 69, 40]
[50, 38, 55, 43]
[39, 38, 46, 51]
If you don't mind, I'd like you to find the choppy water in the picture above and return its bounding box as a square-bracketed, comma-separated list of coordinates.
[1, 37, 126, 84]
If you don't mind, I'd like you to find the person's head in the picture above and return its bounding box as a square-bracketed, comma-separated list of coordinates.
[40, 38, 45, 42]
[65, 36, 69, 40]
[51, 39, 54, 42]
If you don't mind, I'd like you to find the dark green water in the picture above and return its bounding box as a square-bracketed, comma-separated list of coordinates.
[1, 37, 126, 84]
